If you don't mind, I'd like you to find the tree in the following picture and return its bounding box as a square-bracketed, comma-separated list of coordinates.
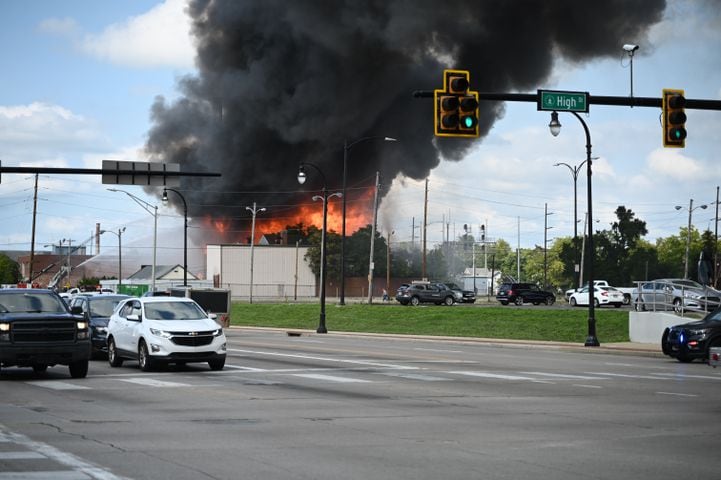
[0, 254, 19, 284]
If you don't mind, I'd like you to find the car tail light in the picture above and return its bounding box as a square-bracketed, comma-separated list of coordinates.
[601, 292, 608, 297]
[712, 352, 720, 362]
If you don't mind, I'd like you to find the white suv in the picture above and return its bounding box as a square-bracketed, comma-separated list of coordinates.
[107, 296, 227, 371]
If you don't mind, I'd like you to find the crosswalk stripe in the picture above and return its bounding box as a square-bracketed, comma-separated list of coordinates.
[293, 374, 370, 383]
[118, 378, 189, 388]
[25, 381, 91, 391]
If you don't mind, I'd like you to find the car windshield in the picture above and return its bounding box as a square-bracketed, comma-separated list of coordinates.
[0, 292, 67, 313]
[445, 283, 461, 290]
[143, 301, 208, 321]
[89, 297, 127, 317]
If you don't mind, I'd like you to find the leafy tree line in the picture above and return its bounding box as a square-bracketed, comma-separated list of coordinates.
[289, 205, 721, 292]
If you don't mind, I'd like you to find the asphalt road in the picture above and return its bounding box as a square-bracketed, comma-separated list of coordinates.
[1, 329, 720, 480]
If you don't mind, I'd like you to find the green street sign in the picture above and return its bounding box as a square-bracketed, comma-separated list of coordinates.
[537, 90, 589, 113]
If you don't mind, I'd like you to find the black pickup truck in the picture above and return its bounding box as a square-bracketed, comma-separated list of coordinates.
[0, 289, 91, 377]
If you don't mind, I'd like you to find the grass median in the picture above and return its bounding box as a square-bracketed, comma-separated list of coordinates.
[229, 303, 630, 343]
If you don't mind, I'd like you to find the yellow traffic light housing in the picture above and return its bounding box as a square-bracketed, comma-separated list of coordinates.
[662, 88, 687, 148]
[434, 69, 479, 137]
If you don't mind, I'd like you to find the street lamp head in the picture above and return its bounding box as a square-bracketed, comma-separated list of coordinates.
[99, 229, 107, 235]
[700, 204, 708, 210]
[549, 111, 561, 137]
[675, 205, 683, 211]
[384, 137, 398, 142]
[297, 164, 307, 185]
[259, 207, 267, 213]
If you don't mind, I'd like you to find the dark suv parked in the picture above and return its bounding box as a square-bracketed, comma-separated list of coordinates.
[496, 283, 555, 306]
[397, 283, 461, 306]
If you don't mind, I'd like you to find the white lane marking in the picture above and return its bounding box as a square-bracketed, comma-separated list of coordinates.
[573, 384, 603, 389]
[118, 378, 189, 388]
[222, 365, 266, 371]
[650, 372, 721, 381]
[0, 424, 129, 480]
[25, 381, 91, 391]
[520, 371, 608, 380]
[293, 374, 371, 383]
[656, 391, 698, 397]
[228, 348, 417, 370]
[413, 348, 463, 353]
[0, 452, 47, 459]
[378, 372, 451, 382]
[449, 371, 537, 381]
[0, 471, 93, 479]
[584, 372, 663, 380]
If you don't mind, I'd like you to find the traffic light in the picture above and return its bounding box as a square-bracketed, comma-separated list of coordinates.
[434, 69, 479, 137]
[663, 88, 686, 148]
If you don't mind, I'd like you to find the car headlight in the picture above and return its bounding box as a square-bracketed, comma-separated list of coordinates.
[76, 321, 88, 330]
[454, 292, 462, 300]
[149, 328, 172, 339]
[212, 328, 223, 337]
[95, 326, 107, 334]
[0, 322, 9, 332]
[686, 328, 710, 336]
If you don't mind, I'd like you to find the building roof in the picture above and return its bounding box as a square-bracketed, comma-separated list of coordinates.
[127, 264, 198, 281]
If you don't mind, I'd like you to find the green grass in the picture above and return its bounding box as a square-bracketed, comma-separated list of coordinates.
[229, 303, 630, 343]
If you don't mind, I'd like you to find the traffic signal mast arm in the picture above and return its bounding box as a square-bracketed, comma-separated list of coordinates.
[415, 90, 721, 110]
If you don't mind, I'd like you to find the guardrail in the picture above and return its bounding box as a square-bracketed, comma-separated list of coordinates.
[630, 280, 721, 318]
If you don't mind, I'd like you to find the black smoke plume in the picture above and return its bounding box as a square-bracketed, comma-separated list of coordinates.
[145, 0, 666, 240]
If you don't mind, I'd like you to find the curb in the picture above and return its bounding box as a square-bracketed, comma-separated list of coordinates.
[231, 326, 665, 358]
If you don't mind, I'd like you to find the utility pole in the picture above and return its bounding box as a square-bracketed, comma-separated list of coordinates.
[422, 178, 428, 279]
[28, 174, 38, 283]
[715, 186, 719, 288]
[367, 172, 380, 304]
[245, 202, 266, 304]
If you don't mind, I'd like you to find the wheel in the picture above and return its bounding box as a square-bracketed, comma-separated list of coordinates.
[208, 358, 225, 371]
[32, 364, 48, 374]
[545, 297, 555, 306]
[623, 294, 631, 305]
[634, 299, 646, 311]
[443, 296, 454, 306]
[594, 298, 600, 308]
[410, 296, 420, 306]
[570, 297, 578, 307]
[68, 360, 88, 378]
[661, 328, 671, 356]
[108, 338, 123, 367]
[673, 298, 683, 314]
[514, 296, 523, 306]
[138, 340, 154, 372]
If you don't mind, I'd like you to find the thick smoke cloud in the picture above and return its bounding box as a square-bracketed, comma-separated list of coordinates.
[145, 0, 666, 238]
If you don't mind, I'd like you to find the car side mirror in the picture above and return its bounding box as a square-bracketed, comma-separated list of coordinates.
[70, 305, 83, 315]
[209, 313, 217, 320]
[127, 314, 141, 322]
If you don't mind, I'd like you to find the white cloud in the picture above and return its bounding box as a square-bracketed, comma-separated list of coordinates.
[646, 148, 702, 181]
[0, 102, 109, 163]
[79, 0, 195, 69]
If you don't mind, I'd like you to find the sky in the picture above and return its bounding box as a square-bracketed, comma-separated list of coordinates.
[1, 0, 721, 279]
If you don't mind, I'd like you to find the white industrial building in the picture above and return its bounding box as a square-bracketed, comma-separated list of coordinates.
[206, 244, 315, 300]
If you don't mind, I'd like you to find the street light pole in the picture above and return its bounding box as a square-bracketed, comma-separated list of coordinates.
[340, 136, 397, 305]
[554, 160, 587, 290]
[162, 188, 188, 286]
[549, 110, 600, 347]
[108, 188, 158, 293]
[100, 228, 126, 290]
[675, 199, 708, 279]
[245, 202, 266, 304]
[298, 163, 342, 333]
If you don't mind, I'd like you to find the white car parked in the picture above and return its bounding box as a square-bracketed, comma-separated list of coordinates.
[569, 286, 624, 308]
[106, 296, 227, 371]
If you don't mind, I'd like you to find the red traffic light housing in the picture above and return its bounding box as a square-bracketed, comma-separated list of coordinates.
[663, 88, 687, 148]
[434, 70, 479, 138]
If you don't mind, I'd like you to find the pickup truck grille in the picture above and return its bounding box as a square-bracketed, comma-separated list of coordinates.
[171, 332, 214, 347]
[11, 320, 77, 343]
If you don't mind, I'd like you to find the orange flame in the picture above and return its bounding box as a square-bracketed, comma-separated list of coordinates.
[202, 186, 375, 244]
